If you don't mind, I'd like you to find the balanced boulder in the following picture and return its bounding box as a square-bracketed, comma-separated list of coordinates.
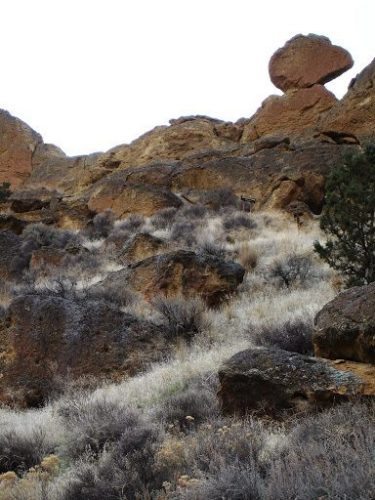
[269, 34, 353, 92]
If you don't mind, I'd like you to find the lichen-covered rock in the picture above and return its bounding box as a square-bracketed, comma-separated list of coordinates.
[314, 282, 375, 363]
[0, 294, 169, 407]
[218, 347, 370, 417]
[129, 250, 245, 306]
[269, 34, 353, 92]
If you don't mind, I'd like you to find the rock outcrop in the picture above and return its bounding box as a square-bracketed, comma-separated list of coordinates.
[2, 34, 370, 227]
[0, 294, 170, 407]
[129, 250, 245, 307]
[269, 34, 353, 92]
[88, 179, 183, 218]
[319, 58, 375, 143]
[122, 233, 168, 263]
[218, 347, 369, 417]
[314, 282, 375, 363]
[242, 85, 337, 142]
[0, 110, 42, 188]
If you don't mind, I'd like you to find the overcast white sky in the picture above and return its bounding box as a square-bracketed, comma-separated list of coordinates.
[2, 0, 374, 156]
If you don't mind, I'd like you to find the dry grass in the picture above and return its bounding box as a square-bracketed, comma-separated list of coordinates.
[2, 208, 364, 500]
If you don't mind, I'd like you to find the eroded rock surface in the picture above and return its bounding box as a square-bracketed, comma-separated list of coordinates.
[319, 58, 375, 143]
[0, 110, 42, 188]
[218, 347, 369, 417]
[129, 249, 245, 306]
[314, 282, 375, 363]
[0, 294, 169, 407]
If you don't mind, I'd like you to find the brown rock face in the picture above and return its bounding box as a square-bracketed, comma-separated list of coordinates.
[88, 181, 182, 218]
[319, 59, 375, 142]
[129, 250, 245, 307]
[218, 347, 369, 417]
[0, 294, 169, 407]
[0, 110, 42, 188]
[314, 282, 375, 364]
[171, 143, 356, 213]
[123, 233, 168, 263]
[269, 34, 353, 92]
[242, 85, 337, 142]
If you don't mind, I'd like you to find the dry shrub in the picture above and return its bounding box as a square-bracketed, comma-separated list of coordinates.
[251, 319, 314, 355]
[270, 252, 313, 288]
[238, 244, 258, 271]
[154, 297, 210, 342]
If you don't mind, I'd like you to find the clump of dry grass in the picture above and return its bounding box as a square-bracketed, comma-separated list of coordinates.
[237, 243, 258, 271]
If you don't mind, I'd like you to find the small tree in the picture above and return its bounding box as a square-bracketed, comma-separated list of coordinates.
[314, 144, 375, 287]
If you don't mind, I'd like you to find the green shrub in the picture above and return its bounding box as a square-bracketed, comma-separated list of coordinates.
[314, 144, 375, 286]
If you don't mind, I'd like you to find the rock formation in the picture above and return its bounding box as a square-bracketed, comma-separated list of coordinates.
[314, 282, 375, 363]
[269, 34, 353, 91]
[0, 110, 42, 188]
[218, 347, 371, 416]
[129, 250, 245, 307]
[0, 293, 170, 407]
[319, 58, 375, 142]
[0, 34, 371, 228]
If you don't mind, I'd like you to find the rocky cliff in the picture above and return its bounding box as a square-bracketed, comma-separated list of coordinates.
[0, 34, 373, 231]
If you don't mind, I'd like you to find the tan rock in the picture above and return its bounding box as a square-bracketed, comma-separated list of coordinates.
[319, 58, 375, 143]
[123, 233, 168, 263]
[329, 360, 375, 397]
[241, 85, 337, 142]
[269, 34, 353, 92]
[129, 249, 245, 307]
[0, 110, 42, 188]
[88, 181, 182, 218]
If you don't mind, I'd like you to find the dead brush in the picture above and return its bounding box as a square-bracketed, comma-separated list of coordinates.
[238, 243, 258, 271]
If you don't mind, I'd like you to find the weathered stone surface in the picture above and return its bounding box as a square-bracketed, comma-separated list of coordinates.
[314, 282, 375, 363]
[9, 188, 60, 213]
[105, 116, 242, 169]
[218, 347, 369, 417]
[319, 59, 375, 143]
[242, 85, 337, 142]
[88, 181, 182, 218]
[0, 231, 22, 279]
[0, 110, 42, 188]
[86, 142, 355, 215]
[0, 294, 169, 407]
[329, 360, 375, 396]
[171, 143, 357, 213]
[269, 34, 353, 92]
[122, 233, 168, 263]
[129, 249, 245, 306]
[27, 144, 105, 194]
